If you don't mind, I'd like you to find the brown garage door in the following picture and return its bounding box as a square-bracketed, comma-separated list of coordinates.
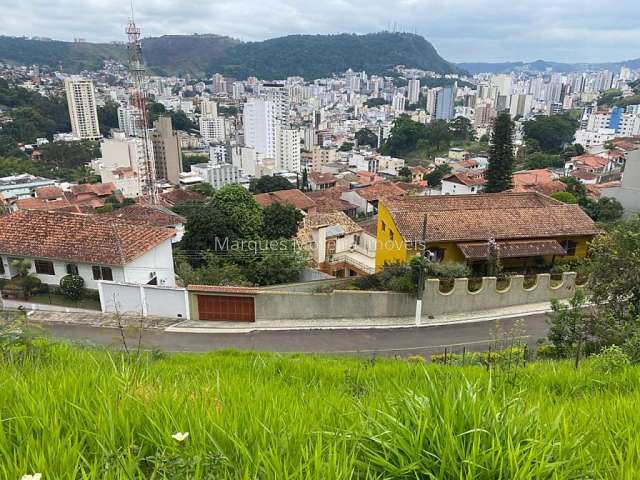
[197, 294, 255, 322]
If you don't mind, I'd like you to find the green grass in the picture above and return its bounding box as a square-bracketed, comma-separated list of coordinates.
[1, 343, 640, 478]
[28, 292, 101, 310]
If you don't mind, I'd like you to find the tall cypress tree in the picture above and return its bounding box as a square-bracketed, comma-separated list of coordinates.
[484, 112, 515, 193]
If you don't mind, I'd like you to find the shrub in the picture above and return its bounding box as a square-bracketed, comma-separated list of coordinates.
[424, 261, 471, 279]
[60, 275, 85, 300]
[536, 343, 563, 360]
[591, 345, 630, 374]
[551, 191, 578, 204]
[622, 331, 640, 364]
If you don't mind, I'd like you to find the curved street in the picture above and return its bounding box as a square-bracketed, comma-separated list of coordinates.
[41, 313, 550, 356]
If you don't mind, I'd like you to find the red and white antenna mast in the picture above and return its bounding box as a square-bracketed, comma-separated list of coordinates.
[126, 2, 158, 203]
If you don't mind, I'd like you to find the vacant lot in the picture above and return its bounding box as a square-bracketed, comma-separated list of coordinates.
[1, 343, 638, 479]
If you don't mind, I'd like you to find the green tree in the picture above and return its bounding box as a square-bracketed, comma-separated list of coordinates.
[523, 115, 579, 153]
[547, 290, 591, 364]
[397, 166, 412, 180]
[588, 215, 640, 320]
[595, 197, 624, 223]
[355, 128, 378, 148]
[38, 140, 100, 170]
[263, 203, 303, 239]
[189, 182, 216, 197]
[147, 101, 167, 124]
[250, 175, 295, 194]
[170, 110, 196, 131]
[97, 100, 120, 136]
[559, 176, 587, 198]
[235, 240, 307, 286]
[301, 168, 309, 191]
[551, 191, 578, 204]
[484, 113, 515, 193]
[182, 154, 209, 172]
[449, 116, 475, 142]
[339, 141, 354, 152]
[213, 184, 264, 237]
[175, 253, 249, 287]
[425, 164, 451, 187]
[525, 152, 564, 170]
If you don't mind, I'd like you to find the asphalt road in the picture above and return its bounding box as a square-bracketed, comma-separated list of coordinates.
[41, 313, 550, 356]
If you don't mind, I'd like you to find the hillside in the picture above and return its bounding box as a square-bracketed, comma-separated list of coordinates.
[1, 340, 639, 478]
[459, 58, 640, 74]
[0, 32, 461, 78]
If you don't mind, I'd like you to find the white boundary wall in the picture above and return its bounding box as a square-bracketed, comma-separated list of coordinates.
[99, 281, 190, 319]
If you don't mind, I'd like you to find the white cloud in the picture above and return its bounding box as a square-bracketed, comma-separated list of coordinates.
[0, 0, 638, 62]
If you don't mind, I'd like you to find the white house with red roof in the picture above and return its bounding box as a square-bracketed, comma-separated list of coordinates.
[0, 210, 177, 290]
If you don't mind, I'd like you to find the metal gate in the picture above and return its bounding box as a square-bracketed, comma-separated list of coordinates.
[197, 294, 255, 322]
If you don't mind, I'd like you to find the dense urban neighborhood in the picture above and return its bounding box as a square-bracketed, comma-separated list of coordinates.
[2, 4, 640, 478]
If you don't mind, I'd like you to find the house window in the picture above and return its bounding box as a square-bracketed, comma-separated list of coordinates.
[34, 260, 55, 276]
[66, 263, 79, 275]
[92, 266, 113, 281]
[563, 240, 577, 256]
[389, 230, 394, 241]
[354, 235, 361, 246]
[381, 221, 386, 232]
[428, 247, 445, 263]
[0, 260, 4, 275]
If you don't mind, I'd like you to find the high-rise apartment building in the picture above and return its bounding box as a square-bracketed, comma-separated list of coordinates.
[117, 105, 143, 137]
[199, 116, 227, 144]
[244, 98, 278, 158]
[200, 99, 218, 117]
[433, 86, 455, 120]
[151, 116, 182, 184]
[407, 79, 420, 105]
[276, 126, 301, 172]
[64, 76, 101, 140]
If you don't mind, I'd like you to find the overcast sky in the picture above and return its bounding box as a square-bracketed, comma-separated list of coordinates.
[1, 0, 638, 63]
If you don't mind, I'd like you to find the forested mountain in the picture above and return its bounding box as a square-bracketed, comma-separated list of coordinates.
[458, 58, 640, 74]
[0, 32, 461, 78]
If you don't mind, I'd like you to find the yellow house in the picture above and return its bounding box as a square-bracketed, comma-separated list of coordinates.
[375, 192, 601, 273]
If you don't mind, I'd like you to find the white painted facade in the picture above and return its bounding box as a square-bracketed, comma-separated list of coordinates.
[0, 238, 176, 290]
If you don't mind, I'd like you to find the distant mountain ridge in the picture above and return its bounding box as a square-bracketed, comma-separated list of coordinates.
[0, 32, 461, 79]
[458, 59, 640, 74]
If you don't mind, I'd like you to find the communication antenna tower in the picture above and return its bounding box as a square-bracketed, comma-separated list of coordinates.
[126, 2, 158, 203]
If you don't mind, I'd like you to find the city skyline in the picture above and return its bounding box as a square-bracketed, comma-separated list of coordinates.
[0, 0, 638, 64]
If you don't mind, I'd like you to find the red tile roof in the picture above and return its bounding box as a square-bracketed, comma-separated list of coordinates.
[458, 239, 567, 260]
[104, 204, 186, 228]
[0, 210, 175, 266]
[309, 172, 338, 185]
[254, 189, 316, 211]
[511, 169, 566, 196]
[572, 154, 609, 169]
[382, 192, 600, 243]
[353, 181, 406, 201]
[35, 186, 64, 200]
[443, 171, 486, 187]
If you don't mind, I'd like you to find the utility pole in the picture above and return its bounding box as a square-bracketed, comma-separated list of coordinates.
[415, 215, 427, 325]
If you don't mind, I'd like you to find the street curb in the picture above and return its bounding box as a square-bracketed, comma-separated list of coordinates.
[164, 307, 553, 334]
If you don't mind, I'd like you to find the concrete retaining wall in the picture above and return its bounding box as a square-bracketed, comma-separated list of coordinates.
[422, 273, 576, 316]
[99, 281, 189, 319]
[255, 289, 414, 321]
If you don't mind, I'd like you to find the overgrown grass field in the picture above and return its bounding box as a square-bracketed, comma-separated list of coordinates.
[2, 343, 640, 479]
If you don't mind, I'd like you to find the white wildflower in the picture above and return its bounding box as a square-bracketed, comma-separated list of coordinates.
[171, 431, 189, 442]
[21, 474, 42, 480]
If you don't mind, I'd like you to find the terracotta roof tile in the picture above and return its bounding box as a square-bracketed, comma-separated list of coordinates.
[254, 189, 316, 211]
[353, 181, 406, 201]
[104, 204, 186, 228]
[383, 192, 600, 243]
[0, 210, 175, 266]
